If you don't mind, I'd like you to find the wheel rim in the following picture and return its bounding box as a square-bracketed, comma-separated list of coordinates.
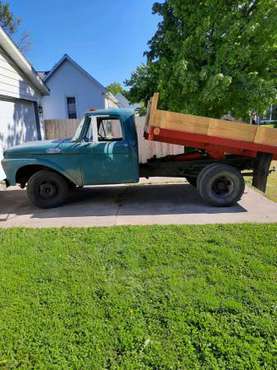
[39, 181, 58, 200]
[211, 176, 234, 198]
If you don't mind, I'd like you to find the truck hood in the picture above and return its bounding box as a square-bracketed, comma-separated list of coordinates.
[4, 139, 71, 158]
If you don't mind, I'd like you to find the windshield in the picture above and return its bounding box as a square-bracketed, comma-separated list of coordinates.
[72, 117, 86, 141]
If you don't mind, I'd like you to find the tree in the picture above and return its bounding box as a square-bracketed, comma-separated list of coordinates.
[124, 63, 159, 106]
[0, 1, 31, 52]
[0, 1, 20, 34]
[126, 0, 277, 120]
[106, 82, 126, 96]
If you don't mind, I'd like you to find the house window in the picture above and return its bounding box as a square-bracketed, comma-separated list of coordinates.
[66, 97, 77, 119]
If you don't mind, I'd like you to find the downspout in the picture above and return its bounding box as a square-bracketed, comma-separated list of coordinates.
[33, 101, 42, 140]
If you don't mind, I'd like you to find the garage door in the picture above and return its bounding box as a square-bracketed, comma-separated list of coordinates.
[0, 99, 38, 180]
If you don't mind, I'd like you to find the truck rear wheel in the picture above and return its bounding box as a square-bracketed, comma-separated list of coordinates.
[27, 170, 69, 209]
[197, 164, 245, 207]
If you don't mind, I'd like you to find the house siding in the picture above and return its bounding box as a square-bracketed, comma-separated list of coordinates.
[105, 96, 119, 109]
[0, 49, 39, 101]
[42, 60, 106, 120]
[0, 49, 43, 180]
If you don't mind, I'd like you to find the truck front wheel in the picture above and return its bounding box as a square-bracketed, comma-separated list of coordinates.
[197, 164, 245, 207]
[27, 170, 69, 209]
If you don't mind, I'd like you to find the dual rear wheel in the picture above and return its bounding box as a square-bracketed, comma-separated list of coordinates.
[196, 163, 245, 207]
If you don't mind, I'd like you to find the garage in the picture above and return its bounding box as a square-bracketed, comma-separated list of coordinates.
[0, 27, 49, 180]
[0, 98, 39, 179]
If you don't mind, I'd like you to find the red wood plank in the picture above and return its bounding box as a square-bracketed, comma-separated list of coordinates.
[145, 127, 277, 160]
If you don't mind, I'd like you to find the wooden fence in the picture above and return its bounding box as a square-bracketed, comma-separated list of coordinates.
[135, 117, 183, 163]
[43, 117, 183, 163]
[43, 119, 81, 140]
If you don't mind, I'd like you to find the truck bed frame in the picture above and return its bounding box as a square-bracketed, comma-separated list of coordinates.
[143, 94, 276, 192]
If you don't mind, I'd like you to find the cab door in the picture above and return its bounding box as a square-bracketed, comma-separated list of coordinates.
[78, 115, 139, 185]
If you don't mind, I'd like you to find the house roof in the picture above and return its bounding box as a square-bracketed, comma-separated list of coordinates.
[105, 91, 118, 104]
[115, 93, 131, 108]
[0, 26, 49, 95]
[116, 93, 141, 110]
[37, 71, 50, 80]
[43, 54, 106, 92]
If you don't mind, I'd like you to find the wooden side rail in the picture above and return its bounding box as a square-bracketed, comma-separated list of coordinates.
[146, 93, 277, 149]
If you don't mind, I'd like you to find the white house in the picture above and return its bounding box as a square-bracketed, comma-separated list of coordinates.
[115, 92, 141, 112]
[40, 54, 118, 120]
[105, 91, 119, 109]
[0, 26, 49, 179]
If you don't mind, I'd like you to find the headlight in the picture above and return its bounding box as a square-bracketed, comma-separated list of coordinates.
[3, 150, 12, 159]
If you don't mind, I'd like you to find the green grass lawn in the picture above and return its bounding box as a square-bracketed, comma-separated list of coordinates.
[267, 160, 277, 202]
[0, 225, 276, 369]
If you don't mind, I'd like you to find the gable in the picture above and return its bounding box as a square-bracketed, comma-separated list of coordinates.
[45, 56, 106, 93]
[41, 59, 107, 118]
[45, 59, 106, 95]
[0, 48, 39, 101]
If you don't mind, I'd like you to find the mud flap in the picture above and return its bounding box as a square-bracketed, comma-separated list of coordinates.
[252, 153, 272, 192]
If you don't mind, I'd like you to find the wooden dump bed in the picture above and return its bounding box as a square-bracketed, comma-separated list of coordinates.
[145, 93, 277, 160]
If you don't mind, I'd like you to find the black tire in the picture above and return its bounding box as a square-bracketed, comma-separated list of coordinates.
[186, 176, 197, 187]
[196, 163, 219, 190]
[27, 170, 69, 209]
[197, 164, 245, 207]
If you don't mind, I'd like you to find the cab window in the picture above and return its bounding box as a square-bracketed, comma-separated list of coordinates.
[97, 118, 123, 141]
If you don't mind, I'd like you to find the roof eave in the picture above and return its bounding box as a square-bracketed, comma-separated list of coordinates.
[44, 54, 106, 93]
[0, 27, 49, 95]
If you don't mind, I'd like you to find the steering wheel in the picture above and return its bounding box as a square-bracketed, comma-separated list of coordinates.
[98, 122, 107, 140]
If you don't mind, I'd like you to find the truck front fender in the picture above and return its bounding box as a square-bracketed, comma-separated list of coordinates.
[2, 157, 83, 187]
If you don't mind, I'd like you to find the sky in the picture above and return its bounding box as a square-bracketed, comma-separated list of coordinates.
[9, 0, 161, 86]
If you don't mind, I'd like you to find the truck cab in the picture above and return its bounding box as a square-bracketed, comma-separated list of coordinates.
[2, 109, 140, 208]
[71, 110, 139, 185]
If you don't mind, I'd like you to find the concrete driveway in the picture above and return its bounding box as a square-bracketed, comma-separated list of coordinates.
[0, 178, 277, 227]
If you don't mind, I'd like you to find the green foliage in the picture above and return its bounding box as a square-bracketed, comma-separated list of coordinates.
[0, 1, 20, 34]
[106, 82, 126, 96]
[0, 1, 31, 52]
[127, 0, 277, 120]
[0, 225, 276, 368]
[125, 63, 159, 105]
